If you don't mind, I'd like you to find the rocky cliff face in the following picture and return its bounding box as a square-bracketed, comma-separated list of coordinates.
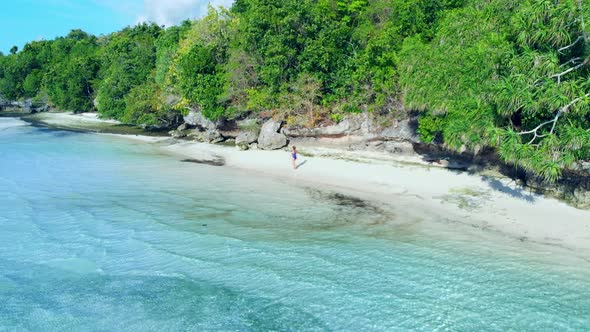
[280, 115, 420, 156]
[169, 110, 420, 154]
[0, 96, 51, 113]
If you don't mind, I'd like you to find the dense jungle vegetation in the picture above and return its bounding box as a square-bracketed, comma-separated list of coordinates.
[0, 0, 589, 182]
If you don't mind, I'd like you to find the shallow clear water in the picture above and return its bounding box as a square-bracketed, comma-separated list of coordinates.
[1, 118, 589, 331]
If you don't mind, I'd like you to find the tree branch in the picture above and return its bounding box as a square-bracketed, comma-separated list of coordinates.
[551, 57, 589, 83]
[565, 18, 579, 28]
[558, 57, 582, 68]
[518, 93, 590, 143]
[558, 35, 585, 53]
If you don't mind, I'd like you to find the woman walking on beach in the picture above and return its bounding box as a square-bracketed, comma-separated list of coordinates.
[291, 146, 298, 170]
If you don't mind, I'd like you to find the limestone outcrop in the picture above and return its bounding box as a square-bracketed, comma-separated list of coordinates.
[258, 119, 288, 150]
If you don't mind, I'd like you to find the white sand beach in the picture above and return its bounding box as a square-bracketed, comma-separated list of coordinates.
[24, 112, 590, 256]
[160, 140, 590, 252]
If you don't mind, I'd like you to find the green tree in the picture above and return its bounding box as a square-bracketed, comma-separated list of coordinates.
[44, 32, 100, 111]
[168, 7, 230, 119]
[95, 23, 162, 120]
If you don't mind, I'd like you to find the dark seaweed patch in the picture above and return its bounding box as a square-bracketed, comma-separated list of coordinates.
[326, 192, 372, 209]
[180, 158, 225, 166]
[304, 187, 393, 226]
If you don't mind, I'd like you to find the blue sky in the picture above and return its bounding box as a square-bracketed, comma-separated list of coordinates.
[0, 0, 233, 54]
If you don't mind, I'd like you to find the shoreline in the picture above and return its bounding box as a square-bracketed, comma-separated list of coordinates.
[113, 134, 590, 258]
[7, 112, 590, 258]
[15, 111, 168, 136]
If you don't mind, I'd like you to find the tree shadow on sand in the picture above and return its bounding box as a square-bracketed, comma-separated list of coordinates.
[481, 177, 536, 203]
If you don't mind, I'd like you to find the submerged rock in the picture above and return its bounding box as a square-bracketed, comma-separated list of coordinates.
[180, 157, 225, 166]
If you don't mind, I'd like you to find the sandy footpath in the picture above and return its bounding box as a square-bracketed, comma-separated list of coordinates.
[26, 112, 590, 255]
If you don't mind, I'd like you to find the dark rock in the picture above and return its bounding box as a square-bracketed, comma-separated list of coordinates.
[219, 129, 241, 139]
[180, 157, 225, 166]
[258, 119, 287, 150]
[217, 118, 240, 138]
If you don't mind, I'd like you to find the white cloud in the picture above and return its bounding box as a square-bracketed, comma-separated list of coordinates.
[95, 0, 143, 18]
[137, 0, 234, 26]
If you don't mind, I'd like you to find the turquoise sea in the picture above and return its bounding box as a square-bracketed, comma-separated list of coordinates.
[0, 117, 589, 331]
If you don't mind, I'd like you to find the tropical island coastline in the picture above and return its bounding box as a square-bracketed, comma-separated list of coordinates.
[2, 0, 590, 329]
[2, 0, 589, 195]
[10, 111, 590, 260]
